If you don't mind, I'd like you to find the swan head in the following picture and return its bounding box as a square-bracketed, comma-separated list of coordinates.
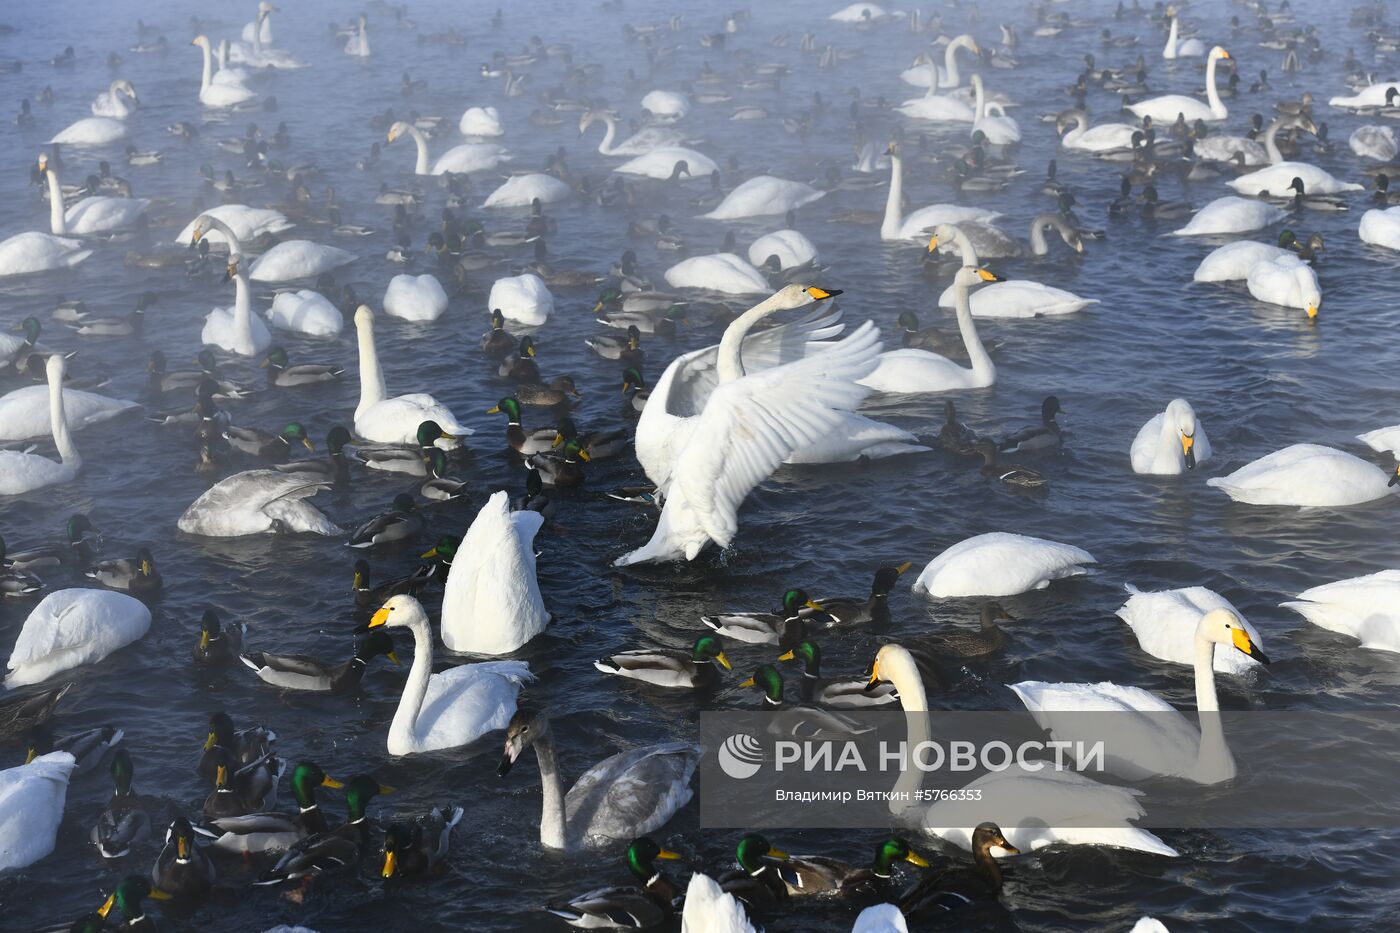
[1164, 399, 1198, 468]
[1197, 609, 1270, 664]
[222, 254, 243, 282]
[192, 35, 211, 49]
[385, 120, 412, 143]
[1209, 46, 1230, 61]
[45, 351, 66, 385]
[868, 644, 922, 699]
[361, 593, 429, 633]
[950, 265, 1003, 288]
[498, 707, 551, 775]
[775, 283, 842, 308]
[353, 304, 375, 330]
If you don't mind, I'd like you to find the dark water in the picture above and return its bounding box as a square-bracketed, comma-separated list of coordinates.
[1, 0, 1399, 930]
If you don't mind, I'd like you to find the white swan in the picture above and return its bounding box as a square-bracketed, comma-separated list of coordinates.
[1013, 608, 1269, 784]
[1161, 9, 1205, 59]
[831, 3, 887, 23]
[193, 36, 258, 108]
[499, 708, 701, 851]
[1246, 255, 1320, 318]
[913, 532, 1096, 598]
[852, 905, 907, 933]
[483, 173, 572, 208]
[49, 117, 129, 146]
[858, 264, 998, 392]
[615, 148, 719, 179]
[248, 241, 353, 284]
[635, 295, 923, 481]
[1117, 585, 1264, 674]
[440, 491, 548, 654]
[1282, 571, 1400, 654]
[1206, 444, 1397, 506]
[1171, 196, 1284, 236]
[664, 254, 769, 295]
[641, 89, 689, 120]
[0, 752, 75, 871]
[230, 3, 305, 69]
[1129, 46, 1230, 122]
[344, 14, 370, 57]
[616, 289, 882, 565]
[177, 205, 293, 247]
[1358, 205, 1400, 251]
[1057, 109, 1137, 153]
[384, 274, 449, 323]
[352, 306, 470, 444]
[679, 872, 758, 933]
[177, 470, 342, 536]
[930, 221, 1096, 318]
[5, 589, 151, 687]
[900, 35, 980, 90]
[39, 153, 148, 236]
[0, 380, 136, 442]
[214, 39, 253, 87]
[1192, 239, 1291, 282]
[387, 120, 511, 176]
[870, 645, 1178, 856]
[1349, 125, 1398, 162]
[0, 356, 79, 496]
[700, 175, 825, 221]
[203, 254, 273, 356]
[1130, 399, 1211, 474]
[241, 1, 274, 45]
[881, 143, 999, 241]
[488, 273, 553, 325]
[895, 63, 975, 123]
[1227, 129, 1362, 197]
[748, 229, 817, 270]
[267, 289, 342, 336]
[1328, 81, 1400, 111]
[0, 232, 90, 278]
[971, 75, 1020, 145]
[365, 595, 533, 756]
[91, 79, 138, 118]
[578, 110, 687, 156]
[459, 105, 504, 137]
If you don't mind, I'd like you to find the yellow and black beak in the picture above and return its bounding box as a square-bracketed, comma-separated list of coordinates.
[381, 850, 397, 878]
[1181, 432, 1196, 470]
[368, 606, 391, 628]
[1220, 49, 1231, 59]
[864, 658, 883, 692]
[905, 850, 931, 868]
[976, 268, 1003, 283]
[714, 651, 732, 671]
[1306, 304, 1318, 320]
[926, 235, 940, 253]
[1230, 627, 1271, 664]
[805, 286, 842, 301]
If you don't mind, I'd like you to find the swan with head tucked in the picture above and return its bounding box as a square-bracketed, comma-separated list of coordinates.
[91, 80, 138, 118]
[641, 90, 688, 120]
[247, 240, 354, 284]
[1207, 444, 1397, 506]
[748, 229, 818, 271]
[383, 273, 448, 323]
[0, 232, 90, 278]
[0, 356, 79, 496]
[1130, 399, 1211, 474]
[857, 262, 998, 393]
[5, 588, 151, 688]
[484, 173, 573, 208]
[971, 75, 1020, 145]
[1171, 196, 1285, 236]
[664, 253, 769, 295]
[267, 289, 343, 336]
[192, 36, 258, 108]
[1161, 7, 1205, 59]
[361, 595, 533, 756]
[880, 142, 999, 241]
[1129, 46, 1230, 122]
[1056, 108, 1137, 153]
[1282, 571, 1400, 654]
[1359, 205, 1400, 251]
[700, 175, 825, 221]
[1011, 608, 1270, 784]
[1117, 585, 1264, 674]
[929, 220, 1095, 318]
[1192, 236, 1294, 281]
[1349, 125, 1397, 162]
[49, 117, 129, 146]
[38, 153, 148, 235]
[177, 470, 342, 536]
[352, 306, 470, 445]
[440, 491, 549, 654]
[912, 531, 1096, 598]
[615, 149, 719, 179]
[895, 63, 975, 122]
[488, 273, 554, 326]
[578, 110, 688, 156]
[202, 253, 273, 357]
[1227, 116, 1361, 196]
[616, 286, 883, 565]
[1246, 255, 1321, 318]
[386, 120, 511, 176]
[498, 707, 701, 852]
[0, 752, 75, 871]
[868, 644, 1178, 856]
[459, 105, 504, 137]
[900, 35, 980, 90]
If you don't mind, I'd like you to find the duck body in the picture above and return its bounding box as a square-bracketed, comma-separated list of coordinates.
[1206, 444, 1395, 506]
[5, 589, 151, 687]
[913, 532, 1095, 598]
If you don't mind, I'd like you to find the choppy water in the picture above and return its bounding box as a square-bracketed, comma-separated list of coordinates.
[2, 0, 1399, 929]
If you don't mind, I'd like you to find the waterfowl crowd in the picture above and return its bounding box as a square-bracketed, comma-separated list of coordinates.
[1, 0, 1399, 930]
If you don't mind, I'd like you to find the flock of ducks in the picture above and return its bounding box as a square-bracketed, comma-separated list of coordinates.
[1, 0, 1399, 931]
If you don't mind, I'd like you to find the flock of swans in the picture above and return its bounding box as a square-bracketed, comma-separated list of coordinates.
[0, 0, 1398, 931]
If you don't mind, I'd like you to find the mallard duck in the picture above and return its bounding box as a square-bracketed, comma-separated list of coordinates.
[151, 817, 216, 900]
[91, 750, 153, 859]
[701, 589, 822, 646]
[418, 535, 460, 577]
[262, 346, 344, 386]
[595, 635, 732, 689]
[192, 609, 246, 665]
[905, 603, 1012, 661]
[899, 822, 1018, 918]
[938, 400, 981, 456]
[528, 439, 589, 487]
[347, 420, 455, 475]
[516, 375, 581, 408]
[481, 310, 517, 358]
[0, 560, 42, 599]
[348, 493, 423, 547]
[420, 449, 468, 501]
[774, 837, 930, 897]
[196, 711, 276, 782]
[147, 349, 247, 398]
[499, 335, 542, 382]
[240, 632, 399, 693]
[815, 564, 911, 626]
[84, 548, 163, 598]
[598, 304, 687, 336]
[1, 514, 99, 571]
[256, 774, 393, 885]
[487, 397, 557, 455]
[513, 468, 556, 520]
[546, 837, 684, 927]
[998, 395, 1064, 453]
[0, 682, 70, 741]
[777, 641, 899, 707]
[352, 558, 433, 608]
[200, 745, 285, 821]
[739, 665, 876, 738]
[96, 875, 172, 929]
[584, 324, 644, 368]
[717, 834, 791, 907]
[555, 417, 629, 460]
[25, 723, 123, 774]
[380, 806, 464, 878]
[197, 761, 345, 854]
[274, 425, 353, 484]
[223, 422, 315, 461]
[975, 440, 1047, 489]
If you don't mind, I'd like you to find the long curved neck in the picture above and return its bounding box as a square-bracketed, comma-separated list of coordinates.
[45, 170, 65, 235]
[533, 725, 568, 849]
[1263, 118, 1286, 164]
[1205, 55, 1225, 119]
[890, 654, 929, 817]
[924, 62, 938, 98]
[233, 268, 253, 346]
[405, 124, 430, 175]
[358, 18, 369, 55]
[593, 115, 618, 154]
[49, 369, 77, 466]
[716, 292, 797, 382]
[1164, 17, 1178, 59]
[944, 39, 964, 87]
[1190, 632, 1235, 781]
[973, 76, 986, 120]
[355, 319, 387, 415]
[1029, 218, 1050, 256]
[1066, 112, 1088, 143]
[217, 41, 228, 70]
[952, 227, 979, 266]
[881, 153, 904, 238]
[198, 42, 213, 94]
[953, 278, 994, 382]
[253, 13, 266, 54]
[390, 619, 434, 747]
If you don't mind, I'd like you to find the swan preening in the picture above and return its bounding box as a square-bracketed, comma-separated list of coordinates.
[1130, 399, 1211, 475]
[1207, 445, 1398, 507]
[6, 588, 152, 687]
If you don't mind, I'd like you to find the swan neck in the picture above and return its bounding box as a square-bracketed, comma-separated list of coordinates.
[355, 317, 387, 416]
[889, 657, 929, 817]
[1205, 54, 1225, 118]
[973, 76, 986, 120]
[1263, 119, 1285, 164]
[1029, 217, 1050, 256]
[596, 114, 618, 154]
[233, 269, 253, 348]
[924, 62, 938, 98]
[1164, 17, 1178, 58]
[407, 124, 430, 175]
[390, 618, 434, 748]
[199, 41, 212, 94]
[881, 152, 904, 238]
[716, 292, 796, 382]
[1191, 632, 1235, 781]
[954, 277, 994, 381]
[533, 725, 569, 849]
[944, 39, 962, 87]
[49, 367, 77, 465]
[1192, 633, 1221, 714]
[954, 228, 980, 266]
[46, 170, 65, 235]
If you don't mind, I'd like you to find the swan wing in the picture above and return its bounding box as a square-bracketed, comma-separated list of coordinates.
[414, 661, 533, 750]
[913, 532, 1096, 598]
[0, 751, 76, 871]
[565, 741, 701, 842]
[441, 491, 548, 653]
